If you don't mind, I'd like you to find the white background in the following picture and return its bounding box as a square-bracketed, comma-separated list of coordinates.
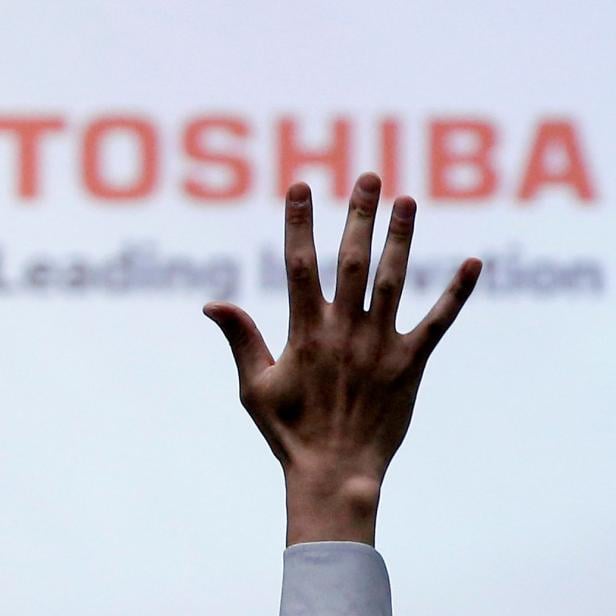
[0, 2, 614, 614]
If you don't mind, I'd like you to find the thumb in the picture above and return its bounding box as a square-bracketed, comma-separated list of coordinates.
[203, 301, 273, 383]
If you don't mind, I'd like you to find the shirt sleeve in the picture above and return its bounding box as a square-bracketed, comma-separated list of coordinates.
[279, 541, 392, 616]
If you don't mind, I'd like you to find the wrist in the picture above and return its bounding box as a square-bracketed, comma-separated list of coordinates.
[284, 466, 382, 547]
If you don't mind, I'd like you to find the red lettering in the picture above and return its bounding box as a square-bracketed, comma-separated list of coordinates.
[0, 116, 65, 199]
[379, 118, 401, 199]
[183, 117, 251, 201]
[429, 120, 497, 200]
[82, 116, 157, 199]
[277, 117, 351, 198]
[518, 121, 594, 202]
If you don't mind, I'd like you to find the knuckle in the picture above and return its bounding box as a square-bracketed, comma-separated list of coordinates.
[292, 335, 322, 362]
[374, 276, 401, 297]
[357, 350, 379, 373]
[352, 196, 377, 218]
[376, 360, 405, 384]
[387, 222, 410, 241]
[329, 335, 355, 366]
[229, 325, 251, 349]
[286, 206, 309, 226]
[286, 252, 315, 281]
[390, 231, 409, 244]
[239, 383, 258, 408]
[450, 280, 469, 303]
[334, 333, 378, 373]
[340, 251, 368, 276]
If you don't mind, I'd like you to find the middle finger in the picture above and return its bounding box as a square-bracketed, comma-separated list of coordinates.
[333, 172, 381, 319]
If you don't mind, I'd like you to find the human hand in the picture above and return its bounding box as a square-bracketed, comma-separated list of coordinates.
[204, 173, 482, 546]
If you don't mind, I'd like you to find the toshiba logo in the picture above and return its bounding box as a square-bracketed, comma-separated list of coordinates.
[0, 115, 596, 203]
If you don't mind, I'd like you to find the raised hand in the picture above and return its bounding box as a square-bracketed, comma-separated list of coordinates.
[204, 173, 482, 546]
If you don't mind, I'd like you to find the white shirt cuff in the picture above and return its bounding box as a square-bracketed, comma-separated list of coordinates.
[279, 541, 392, 616]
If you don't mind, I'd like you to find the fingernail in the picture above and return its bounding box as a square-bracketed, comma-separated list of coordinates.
[202, 304, 219, 320]
[462, 258, 483, 278]
[357, 172, 381, 194]
[393, 197, 416, 221]
[287, 182, 310, 205]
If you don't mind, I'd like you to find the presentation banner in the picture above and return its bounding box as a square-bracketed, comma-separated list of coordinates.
[1, 3, 614, 615]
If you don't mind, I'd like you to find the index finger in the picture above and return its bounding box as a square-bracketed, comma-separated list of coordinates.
[284, 182, 324, 336]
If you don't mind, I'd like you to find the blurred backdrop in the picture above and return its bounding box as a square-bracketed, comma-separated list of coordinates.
[0, 2, 614, 614]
